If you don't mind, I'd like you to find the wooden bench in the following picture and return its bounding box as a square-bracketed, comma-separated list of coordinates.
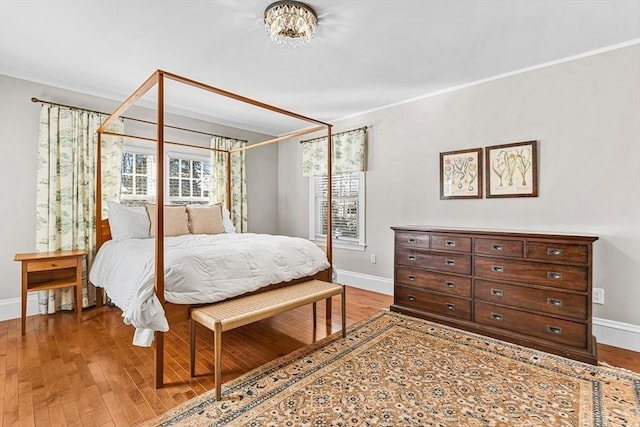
[190, 279, 346, 400]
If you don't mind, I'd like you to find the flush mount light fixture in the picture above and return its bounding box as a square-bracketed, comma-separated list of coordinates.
[264, 1, 318, 48]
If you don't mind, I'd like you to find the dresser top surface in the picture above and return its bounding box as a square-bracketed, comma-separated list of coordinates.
[391, 226, 598, 242]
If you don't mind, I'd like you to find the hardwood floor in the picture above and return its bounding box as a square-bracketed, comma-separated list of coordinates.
[1, 287, 637, 426]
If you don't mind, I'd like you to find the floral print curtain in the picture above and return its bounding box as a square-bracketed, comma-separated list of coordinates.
[302, 128, 367, 177]
[210, 136, 247, 232]
[36, 104, 124, 313]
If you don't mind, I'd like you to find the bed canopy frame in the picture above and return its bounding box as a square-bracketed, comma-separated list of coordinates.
[96, 69, 333, 388]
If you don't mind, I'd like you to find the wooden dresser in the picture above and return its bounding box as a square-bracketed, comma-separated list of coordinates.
[391, 226, 598, 364]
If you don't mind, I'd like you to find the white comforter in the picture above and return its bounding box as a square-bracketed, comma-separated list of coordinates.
[89, 233, 330, 346]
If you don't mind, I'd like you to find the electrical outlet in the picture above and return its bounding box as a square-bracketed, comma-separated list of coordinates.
[593, 288, 604, 305]
[370, 253, 376, 264]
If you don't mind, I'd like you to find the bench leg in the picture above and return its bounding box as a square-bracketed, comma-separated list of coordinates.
[312, 302, 317, 330]
[190, 319, 196, 377]
[214, 322, 222, 400]
[325, 296, 332, 328]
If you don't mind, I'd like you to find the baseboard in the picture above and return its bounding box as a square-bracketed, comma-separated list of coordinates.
[335, 269, 394, 296]
[0, 293, 40, 322]
[2, 276, 639, 353]
[335, 269, 640, 353]
[593, 317, 640, 352]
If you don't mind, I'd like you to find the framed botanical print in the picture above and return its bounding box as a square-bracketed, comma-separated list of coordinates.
[486, 140, 538, 198]
[440, 148, 483, 199]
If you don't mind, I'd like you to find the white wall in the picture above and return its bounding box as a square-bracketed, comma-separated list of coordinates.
[278, 45, 640, 332]
[0, 74, 277, 304]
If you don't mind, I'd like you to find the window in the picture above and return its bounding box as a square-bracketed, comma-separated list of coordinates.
[168, 157, 211, 204]
[120, 148, 212, 206]
[120, 150, 155, 205]
[309, 171, 365, 250]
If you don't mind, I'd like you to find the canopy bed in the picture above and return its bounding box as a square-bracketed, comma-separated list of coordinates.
[92, 70, 334, 388]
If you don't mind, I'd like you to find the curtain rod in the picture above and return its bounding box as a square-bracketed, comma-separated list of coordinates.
[31, 97, 248, 142]
[299, 125, 368, 144]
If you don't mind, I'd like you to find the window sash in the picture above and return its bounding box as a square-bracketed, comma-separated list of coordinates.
[310, 172, 365, 247]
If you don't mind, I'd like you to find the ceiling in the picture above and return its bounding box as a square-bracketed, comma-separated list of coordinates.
[1, 1, 639, 135]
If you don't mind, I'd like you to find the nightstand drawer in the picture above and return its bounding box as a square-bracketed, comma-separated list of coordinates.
[27, 258, 77, 272]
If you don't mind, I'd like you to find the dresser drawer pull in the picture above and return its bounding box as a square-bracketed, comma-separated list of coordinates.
[445, 281, 455, 288]
[491, 312, 503, 321]
[408, 238, 417, 243]
[408, 275, 416, 281]
[445, 240, 456, 247]
[547, 248, 564, 256]
[490, 288, 504, 297]
[445, 303, 455, 310]
[491, 265, 504, 273]
[547, 271, 563, 280]
[546, 325, 563, 335]
[408, 255, 416, 261]
[408, 294, 416, 302]
[547, 297, 563, 307]
[445, 259, 455, 266]
[493, 244, 504, 251]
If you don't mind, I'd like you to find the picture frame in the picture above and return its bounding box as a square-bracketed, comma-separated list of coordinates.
[440, 148, 483, 199]
[485, 140, 538, 198]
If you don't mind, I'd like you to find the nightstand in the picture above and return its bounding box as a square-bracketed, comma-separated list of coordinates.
[14, 250, 87, 335]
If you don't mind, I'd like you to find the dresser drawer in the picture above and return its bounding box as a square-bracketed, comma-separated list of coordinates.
[27, 258, 77, 272]
[431, 234, 472, 253]
[474, 301, 587, 348]
[396, 248, 471, 275]
[395, 286, 471, 320]
[395, 232, 430, 249]
[475, 238, 524, 258]
[526, 242, 588, 264]
[474, 256, 587, 291]
[396, 267, 471, 297]
[474, 279, 587, 319]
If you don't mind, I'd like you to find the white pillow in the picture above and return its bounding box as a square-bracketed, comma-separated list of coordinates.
[222, 206, 236, 233]
[107, 201, 150, 241]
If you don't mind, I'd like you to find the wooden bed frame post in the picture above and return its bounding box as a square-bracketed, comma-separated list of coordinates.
[155, 71, 166, 389]
[226, 151, 232, 212]
[325, 125, 333, 326]
[95, 132, 104, 308]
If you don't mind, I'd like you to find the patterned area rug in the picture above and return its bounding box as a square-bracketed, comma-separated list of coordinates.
[147, 311, 640, 426]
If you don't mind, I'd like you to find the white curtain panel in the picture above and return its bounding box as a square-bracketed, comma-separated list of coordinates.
[35, 104, 123, 313]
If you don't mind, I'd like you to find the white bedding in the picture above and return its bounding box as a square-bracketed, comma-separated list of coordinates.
[89, 233, 330, 346]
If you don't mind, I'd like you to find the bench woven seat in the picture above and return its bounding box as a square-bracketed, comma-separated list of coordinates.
[190, 279, 346, 400]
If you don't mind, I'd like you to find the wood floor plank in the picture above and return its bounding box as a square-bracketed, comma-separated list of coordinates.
[1, 286, 637, 426]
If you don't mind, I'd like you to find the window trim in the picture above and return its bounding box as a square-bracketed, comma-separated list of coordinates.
[308, 171, 366, 251]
